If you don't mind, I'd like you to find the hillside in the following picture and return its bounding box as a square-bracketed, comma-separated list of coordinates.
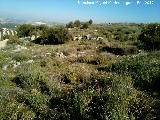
[0, 22, 160, 120]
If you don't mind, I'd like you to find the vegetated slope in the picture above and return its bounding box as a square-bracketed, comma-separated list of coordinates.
[0, 23, 160, 120]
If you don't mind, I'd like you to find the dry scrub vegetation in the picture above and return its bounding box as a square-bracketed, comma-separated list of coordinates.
[0, 22, 160, 120]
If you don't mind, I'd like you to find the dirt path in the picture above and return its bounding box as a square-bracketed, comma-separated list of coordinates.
[0, 39, 8, 48]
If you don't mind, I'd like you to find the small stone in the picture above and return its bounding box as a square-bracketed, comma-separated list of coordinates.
[46, 52, 51, 55]
[13, 62, 21, 68]
[26, 60, 34, 64]
[2, 65, 8, 70]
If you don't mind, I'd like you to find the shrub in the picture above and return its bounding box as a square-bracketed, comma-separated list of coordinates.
[49, 91, 86, 120]
[66, 19, 92, 29]
[12, 52, 31, 62]
[77, 55, 92, 64]
[25, 92, 49, 112]
[99, 51, 160, 97]
[100, 46, 138, 55]
[3, 34, 10, 39]
[0, 51, 10, 67]
[138, 24, 160, 50]
[0, 100, 36, 120]
[35, 26, 72, 45]
[74, 20, 81, 28]
[86, 75, 140, 120]
[16, 24, 35, 37]
[36, 24, 48, 32]
[83, 55, 110, 65]
[7, 35, 22, 45]
[12, 64, 49, 93]
[88, 19, 93, 25]
[81, 22, 89, 29]
[0, 71, 36, 120]
[66, 22, 74, 28]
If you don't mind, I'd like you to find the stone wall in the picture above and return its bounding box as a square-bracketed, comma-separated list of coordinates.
[0, 28, 17, 40]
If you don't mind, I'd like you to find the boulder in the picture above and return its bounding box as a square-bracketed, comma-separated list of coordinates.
[83, 34, 92, 40]
[56, 52, 66, 58]
[73, 35, 82, 41]
[31, 35, 36, 40]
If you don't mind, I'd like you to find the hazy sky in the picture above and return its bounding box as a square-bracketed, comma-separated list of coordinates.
[0, 0, 160, 23]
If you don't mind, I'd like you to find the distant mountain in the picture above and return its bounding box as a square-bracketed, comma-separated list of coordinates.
[0, 18, 18, 29]
[0, 17, 65, 29]
[0, 18, 26, 24]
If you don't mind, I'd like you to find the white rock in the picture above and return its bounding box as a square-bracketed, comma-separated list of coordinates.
[86, 34, 92, 40]
[10, 30, 14, 36]
[31, 35, 36, 40]
[73, 35, 82, 41]
[97, 37, 104, 41]
[77, 51, 86, 57]
[7, 30, 10, 35]
[68, 28, 72, 31]
[13, 62, 21, 68]
[73, 37, 78, 41]
[46, 53, 51, 55]
[56, 52, 66, 58]
[9, 60, 16, 64]
[91, 37, 97, 40]
[2, 65, 8, 70]
[26, 60, 34, 63]
[33, 55, 37, 58]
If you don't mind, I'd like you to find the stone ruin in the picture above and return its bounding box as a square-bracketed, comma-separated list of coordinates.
[0, 28, 17, 40]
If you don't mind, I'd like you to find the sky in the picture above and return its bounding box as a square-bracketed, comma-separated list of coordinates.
[0, 0, 160, 23]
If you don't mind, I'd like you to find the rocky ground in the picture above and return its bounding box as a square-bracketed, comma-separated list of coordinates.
[0, 39, 8, 48]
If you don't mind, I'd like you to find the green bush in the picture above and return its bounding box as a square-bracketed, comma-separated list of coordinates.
[12, 52, 31, 62]
[99, 51, 160, 97]
[16, 24, 35, 37]
[12, 64, 49, 93]
[49, 92, 84, 120]
[88, 19, 93, 25]
[0, 51, 10, 67]
[35, 26, 72, 45]
[138, 24, 160, 50]
[36, 25, 48, 32]
[66, 19, 93, 29]
[84, 75, 158, 120]
[0, 99, 36, 120]
[26, 92, 48, 112]
[77, 54, 109, 65]
[0, 70, 36, 120]
[3, 34, 10, 40]
[66, 21, 74, 28]
[7, 35, 22, 45]
[81, 22, 89, 29]
[74, 20, 81, 28]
